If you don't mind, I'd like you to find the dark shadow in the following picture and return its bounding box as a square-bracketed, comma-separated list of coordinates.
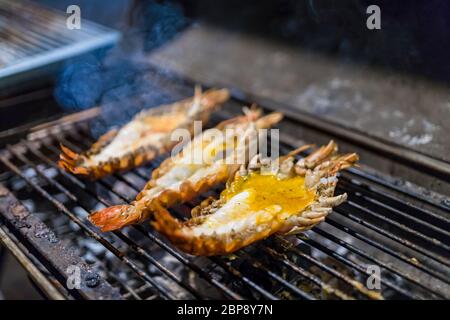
[181, 0, 450, 85]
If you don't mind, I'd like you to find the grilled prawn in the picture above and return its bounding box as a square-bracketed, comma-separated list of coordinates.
[59, 87, 230, 179]
[89, 108, 283, 231]
[151, 141, 358, 256]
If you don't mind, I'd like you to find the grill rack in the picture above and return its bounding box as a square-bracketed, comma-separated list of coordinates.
[0, 0, 119, 88]
[0, 91, 449, 300]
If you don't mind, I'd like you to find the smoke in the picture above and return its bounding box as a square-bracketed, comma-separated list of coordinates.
[54, 0, 189, 137]
[54, 54, 104, 111]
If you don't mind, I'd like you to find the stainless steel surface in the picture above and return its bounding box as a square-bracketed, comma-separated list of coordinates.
[146, 24, 450, 166]
[0, 225, 65, 300]
[0, 0, 120, 88]
[0, 183, 122, 299]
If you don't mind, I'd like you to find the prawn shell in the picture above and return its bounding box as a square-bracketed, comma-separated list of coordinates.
[152, 141, 359, 256]
[88, 107, 282, 232]
[151, 200, 280, 256]
[59, 143, 161, 180]
[141, 163, 237, 208]
[58, 88, 230, 179]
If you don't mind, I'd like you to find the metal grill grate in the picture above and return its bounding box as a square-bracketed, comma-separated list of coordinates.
[0, 0, 119, 82]
[0, 90, 449, 300]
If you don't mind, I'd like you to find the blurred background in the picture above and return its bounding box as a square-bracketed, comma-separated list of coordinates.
[1, 0, 449, 158]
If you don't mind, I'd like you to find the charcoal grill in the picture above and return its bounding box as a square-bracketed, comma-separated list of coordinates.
[0, 70, 449, 300]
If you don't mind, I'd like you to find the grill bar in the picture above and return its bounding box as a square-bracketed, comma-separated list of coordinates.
[333, 205, 449, 267]
[0, 0, 119, 88]
[133, 226, 243, 300]
[64, 132, 352, 299]
[297, 233, 422, 299]
[273, 236, 384, 300]
[42, 140, 204, 298]
[70, 128, 334, 300]
[0, 184, 120, 300]
[336, 180, 450, 248]
[48, 130, 347, 300]
[0, 21, 61, 51]
[22, 136, 246, 299]
[113, 231, 202, 299]
[76, 116, 445, 298]
[57, 133, 308, 300]
[344, 168, 450, 214]
[181, 192, 383, 298]
[36, 147, 203, 298]
[337, 180, 450, 238]
[282, 141, 450, 239]
[69, 129, 381, 300]
[23, 154, 199, 298]
[218, 108, 450, 274]
[274, 140, 450, 274]
[107, 273, 144, 300]
[0, 126, 444, 300]
[0, 0, 108, 39]
[121, 283, 156, 300]
[261, 246, 352, 300]
[237, 250, 316, 300]
[55, 137, 249, 299]
[0, 225, 65, 300]
[79, 113, 445, 297]
[208, 256, 279, 300]
[1, 77, 449, 299]
[324, 216, 449, 284]
[310, 227, 445, 299]
[0, 155, 174, 299]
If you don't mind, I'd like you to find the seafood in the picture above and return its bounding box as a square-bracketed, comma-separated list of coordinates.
[59, 87, 230, 179]
[151, 140, 358, 256]
[89, 107, 283, 231]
